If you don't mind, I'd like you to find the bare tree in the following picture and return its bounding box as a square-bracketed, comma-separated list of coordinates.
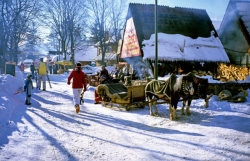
[0, 0, 42, 73]
[87, 0, 126, 65]
[110, 0, 126, 45]
[41, 0, 88, 63]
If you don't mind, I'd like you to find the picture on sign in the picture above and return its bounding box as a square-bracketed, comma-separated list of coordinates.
[120, 18, 141, 59]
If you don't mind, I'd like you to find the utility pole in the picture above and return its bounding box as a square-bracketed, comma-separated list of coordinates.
[154, 0, 158, 80]
[70, 17, 75, 64]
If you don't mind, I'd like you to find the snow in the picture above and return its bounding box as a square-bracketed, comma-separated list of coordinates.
[142, 33, 230, 62]
[50, 55, 71, 62]
[75, 46, 97, 62]
[0, 67, 250, 160]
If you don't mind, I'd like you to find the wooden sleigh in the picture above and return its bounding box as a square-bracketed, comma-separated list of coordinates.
[96, 83, 147, 111]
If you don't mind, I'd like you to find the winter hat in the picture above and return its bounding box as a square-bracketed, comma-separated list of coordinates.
[27, 74, 32, 78]
[76, 62, 82, 67]
[75, 62, 82, 72]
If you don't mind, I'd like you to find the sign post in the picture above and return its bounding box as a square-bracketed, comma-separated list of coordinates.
[5, 62, 16, 77]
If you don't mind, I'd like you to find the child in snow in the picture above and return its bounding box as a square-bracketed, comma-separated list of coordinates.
[24, 74, 33, 105]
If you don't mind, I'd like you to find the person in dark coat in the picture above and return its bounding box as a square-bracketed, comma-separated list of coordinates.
[114, 67, 119, 78]
[30, 63, 35, 79]
[99, 66, 110, 83]
[67, 62, 87, 113]
[24, 74, 33, 105]
[94, 74, 110, 104]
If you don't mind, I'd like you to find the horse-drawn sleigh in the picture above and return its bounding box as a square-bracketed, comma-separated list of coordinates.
[96, 73, 249, 120]
[96, 73, 213, 120]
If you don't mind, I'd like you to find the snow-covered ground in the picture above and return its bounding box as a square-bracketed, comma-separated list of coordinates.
[0, 67, 250, 161]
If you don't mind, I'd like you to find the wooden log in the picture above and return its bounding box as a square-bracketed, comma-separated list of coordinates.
[217, 63, 249, 81]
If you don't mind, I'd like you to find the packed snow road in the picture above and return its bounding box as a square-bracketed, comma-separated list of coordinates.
[0, 74, 250, 161]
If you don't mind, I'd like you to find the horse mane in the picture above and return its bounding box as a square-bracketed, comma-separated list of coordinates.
[173, 75, 184, 92]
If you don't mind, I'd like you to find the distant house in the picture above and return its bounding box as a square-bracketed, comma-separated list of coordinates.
[94, 34, 119, 66]
[120, 3, 229, 75]
[74, 46, 97, 66]
[218, 0, 250, 67]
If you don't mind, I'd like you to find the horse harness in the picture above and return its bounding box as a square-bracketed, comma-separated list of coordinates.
[180, 79, 194, 97]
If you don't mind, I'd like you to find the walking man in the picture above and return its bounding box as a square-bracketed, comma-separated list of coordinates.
[67, 62, 87, 113]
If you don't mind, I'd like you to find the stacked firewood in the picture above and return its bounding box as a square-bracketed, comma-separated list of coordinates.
[217, 63, 250, 81]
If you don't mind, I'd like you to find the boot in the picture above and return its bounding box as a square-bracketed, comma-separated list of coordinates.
[25, 99, 29, 105]
[75, 104, 80, 114]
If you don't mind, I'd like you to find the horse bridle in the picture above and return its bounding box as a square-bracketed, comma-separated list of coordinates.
[182, 80, 193, 96]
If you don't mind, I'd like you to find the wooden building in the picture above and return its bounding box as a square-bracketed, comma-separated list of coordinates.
[218, 0, 250, 67]
[120, 3, 230, 76]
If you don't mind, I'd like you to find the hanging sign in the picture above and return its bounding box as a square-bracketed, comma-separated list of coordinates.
[121, 18, 141, 59]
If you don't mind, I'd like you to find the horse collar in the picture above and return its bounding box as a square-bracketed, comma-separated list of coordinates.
[182, 80, 190, 96]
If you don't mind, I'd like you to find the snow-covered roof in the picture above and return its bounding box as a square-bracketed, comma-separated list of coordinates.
[142, 33, 230, 62]
[92, 53, 117, 61]
[74, 46, 97, 62]
[50, 55, 71, 62]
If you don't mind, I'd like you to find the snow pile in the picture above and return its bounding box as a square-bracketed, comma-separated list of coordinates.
[0, 67, 24, 126]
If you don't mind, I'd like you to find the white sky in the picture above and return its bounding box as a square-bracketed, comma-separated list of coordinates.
[0, 66, 250, 160]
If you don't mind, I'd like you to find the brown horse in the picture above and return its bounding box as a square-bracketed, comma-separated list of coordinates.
[145, 74, 195, 120]
[181, 76, 213, 115]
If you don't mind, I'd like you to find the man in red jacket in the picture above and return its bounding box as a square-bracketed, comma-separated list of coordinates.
[67, 62, 87, 113]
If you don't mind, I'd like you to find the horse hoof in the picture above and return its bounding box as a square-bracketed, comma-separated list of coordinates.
[170, 114, 174, 121]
